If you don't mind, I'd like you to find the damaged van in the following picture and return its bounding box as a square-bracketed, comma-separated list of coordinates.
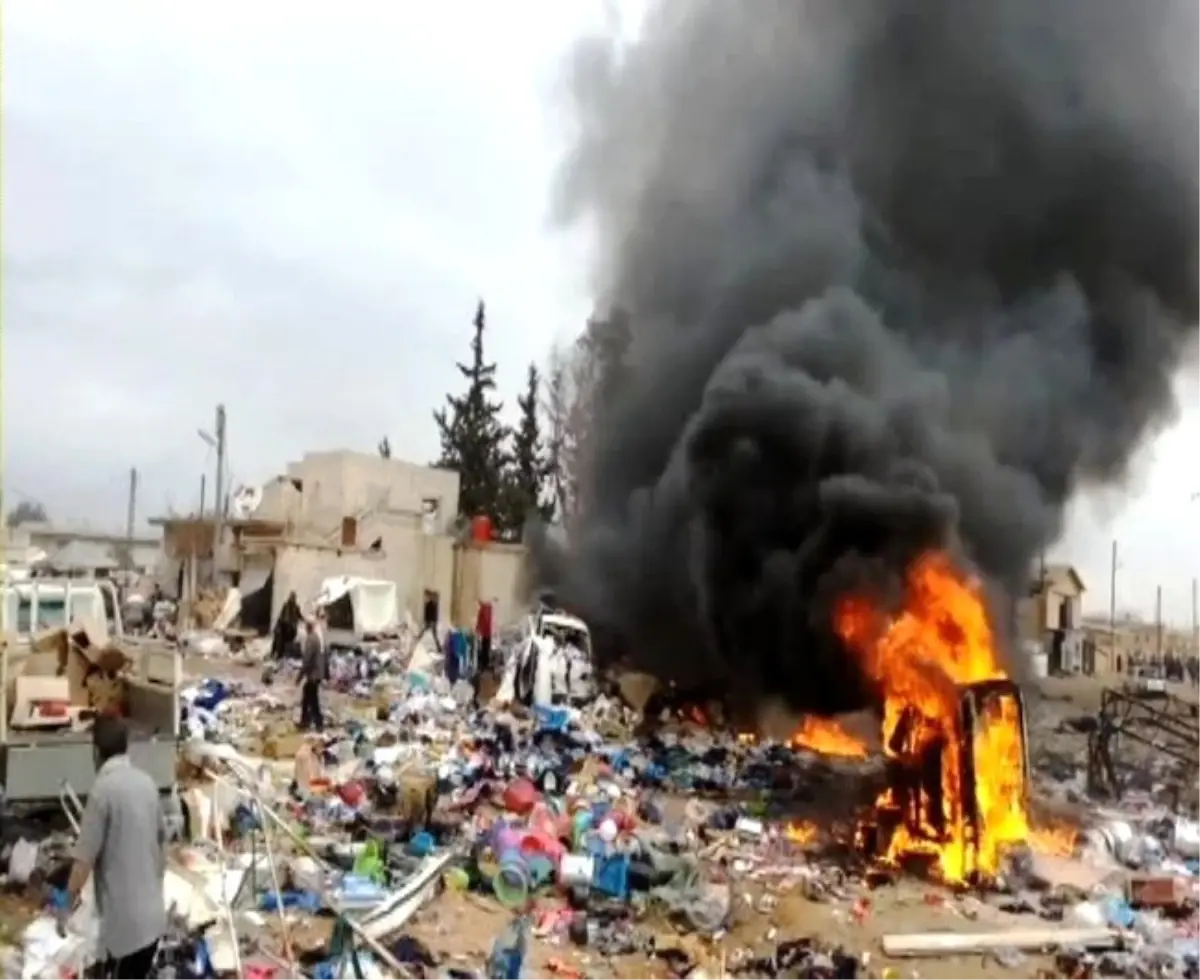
[498, 610, 595, 707]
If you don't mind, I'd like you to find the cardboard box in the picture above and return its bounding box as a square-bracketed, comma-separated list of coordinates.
[262, 731, 307, 760]
[10, 675, 72, 729]
[396, 772, 437, 827]
[64, 636, 131, 708]
[1128, 873, 1191, 910]
[85, 673, 128, 716]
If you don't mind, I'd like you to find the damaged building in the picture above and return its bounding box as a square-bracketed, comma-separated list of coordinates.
[152, 450, 528, 632]
[2, 522, 159, 579]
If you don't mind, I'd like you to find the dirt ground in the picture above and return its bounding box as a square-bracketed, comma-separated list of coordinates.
[403, 853, 1069, 979]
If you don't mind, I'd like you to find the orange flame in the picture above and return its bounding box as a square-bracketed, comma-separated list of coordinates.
[785, 820, 820, 846]
[1029, 822, 1078, 856]
[791, 716, 869, 759]
[833, 551, 1029, 883]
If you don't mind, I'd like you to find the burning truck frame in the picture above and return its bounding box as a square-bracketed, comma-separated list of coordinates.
[810, 552, 1036, 886]
[666, 550, 1062, 887]
[854, 677, 1030, 885]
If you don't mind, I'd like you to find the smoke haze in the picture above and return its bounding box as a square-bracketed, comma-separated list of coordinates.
[545, 0, 1199, 715]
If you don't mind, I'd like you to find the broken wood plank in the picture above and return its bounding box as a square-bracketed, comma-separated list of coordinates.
[882, 926, 1119, 958]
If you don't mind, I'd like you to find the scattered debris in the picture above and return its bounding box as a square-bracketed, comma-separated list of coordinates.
[0, 596, 1196, 978]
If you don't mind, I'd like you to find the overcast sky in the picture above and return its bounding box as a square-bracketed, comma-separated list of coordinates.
[3, 0, 605, 517]
[3, 0, 1197, 623]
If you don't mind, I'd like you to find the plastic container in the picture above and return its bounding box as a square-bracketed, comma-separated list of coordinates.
[526, 802, 564, 839]
[559, 854, 595, 890]
[519, 830, 564, 864]
[571, 810, 594, 849]
[491, 823, 522, 854]
[592, 853, 630, 900]
[338, 781, 366, 809]
[1174, 818, 1200, 859]
[486, 915, 529, 980]
[534, 705, 572, 733]
[503, 778, 539, 816]
[471, 515, 494, 544]
[492, 850, 531, 908]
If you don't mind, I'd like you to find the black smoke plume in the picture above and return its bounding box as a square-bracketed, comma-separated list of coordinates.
[541, 0, 1198, 716]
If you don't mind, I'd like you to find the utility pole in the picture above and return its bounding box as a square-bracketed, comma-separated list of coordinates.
[1109, 540, 1118, 672]
[125, 467, 138, 574]
[1155, 584, 1163, 662]
[1192, 577, 1197, 659]
[213, 404, 227, 585]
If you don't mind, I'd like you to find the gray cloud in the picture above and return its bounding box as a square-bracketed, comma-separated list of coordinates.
[547, 0, 1199, 639]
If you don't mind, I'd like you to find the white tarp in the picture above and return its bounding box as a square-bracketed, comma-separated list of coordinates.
[314, 576, 399, 635]
[212, 588, 242, 631]
[228, 484, 264, 519]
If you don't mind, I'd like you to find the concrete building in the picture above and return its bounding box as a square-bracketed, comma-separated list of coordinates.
[1, 521, 159, 578]
[155, 450, 530, 629]
[254, 451, 462, 624]
[1017, 563, 1087, 673]
[1081, 615, 1198, 674]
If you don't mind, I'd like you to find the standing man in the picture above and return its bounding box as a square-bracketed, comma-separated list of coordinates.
[298, 612, 327, 732]
[65, 716, 166, 978]
[272, 590, 302, 660]
[475, 598, 495, 672]
[417, 589, 441, 648]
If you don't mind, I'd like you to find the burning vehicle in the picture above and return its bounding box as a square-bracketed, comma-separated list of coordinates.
[832, 551, 1030, 884]
[535, 0, 1196, 894]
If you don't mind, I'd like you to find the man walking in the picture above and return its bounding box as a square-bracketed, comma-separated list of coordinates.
[65, 716, 166, 978]
[298, 613, 327, 732]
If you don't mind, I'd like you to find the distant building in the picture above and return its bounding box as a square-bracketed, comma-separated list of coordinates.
[1081, 615, 1197, 674]
[1018, 562, 1087, 673]
[1, 521, 158, 578]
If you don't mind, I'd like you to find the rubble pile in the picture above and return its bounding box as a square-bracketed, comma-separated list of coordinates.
[0, 612, 1196, 978]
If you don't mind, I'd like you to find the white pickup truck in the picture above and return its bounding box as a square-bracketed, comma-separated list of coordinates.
[498, 609, 595, 707]
[0, 577, 181, 803]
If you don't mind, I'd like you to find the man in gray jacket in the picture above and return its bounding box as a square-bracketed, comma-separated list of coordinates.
[65, 716, 166, 977]
[298, 613, 327, 731]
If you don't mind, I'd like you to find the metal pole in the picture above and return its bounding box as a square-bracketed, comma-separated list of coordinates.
[1155, 584, 1163, 662]
[199, 474, 207, 519]
[1109, 540, 1118, 673]
[213, 404, 227, 585]
[1192, 577, 1197, 659]
[125, 467, 138, 574]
